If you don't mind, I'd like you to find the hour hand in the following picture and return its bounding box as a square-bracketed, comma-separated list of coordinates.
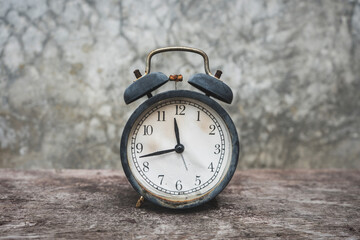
[139, 148, 176, 158]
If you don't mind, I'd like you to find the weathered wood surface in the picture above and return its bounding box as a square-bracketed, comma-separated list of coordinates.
[0, 170, 359, 239]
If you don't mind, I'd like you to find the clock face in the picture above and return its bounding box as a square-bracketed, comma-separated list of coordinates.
[122, 91, 237, 205]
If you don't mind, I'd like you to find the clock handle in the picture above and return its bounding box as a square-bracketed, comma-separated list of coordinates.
[145, 46, 214, 77]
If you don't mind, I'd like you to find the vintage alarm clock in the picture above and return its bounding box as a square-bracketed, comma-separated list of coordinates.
[120, 47, 239, 209]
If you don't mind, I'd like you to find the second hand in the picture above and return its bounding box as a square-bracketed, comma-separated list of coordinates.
[180, 154, 188, 171]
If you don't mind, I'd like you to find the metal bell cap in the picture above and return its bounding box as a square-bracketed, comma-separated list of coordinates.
[124, 72, 169, 104]
[188, 73, 233, 104]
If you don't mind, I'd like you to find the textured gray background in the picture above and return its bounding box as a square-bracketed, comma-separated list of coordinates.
[0, 0, 359, 169]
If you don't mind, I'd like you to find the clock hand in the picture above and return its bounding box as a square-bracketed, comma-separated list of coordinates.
[174, 118, 180, 145]
[174, 118, 188, 170]
[180, 154, 188, 171]
[139, 148, 176, 158]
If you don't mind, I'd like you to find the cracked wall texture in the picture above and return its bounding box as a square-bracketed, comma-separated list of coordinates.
[0, 0, 359, 169]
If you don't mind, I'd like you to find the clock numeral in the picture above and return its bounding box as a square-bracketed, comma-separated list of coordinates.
[209, 124, 216, 135]
[195, 175, 201, 186]
[158, 175, 164, 185]
[136, 143, 143, 153]
[197, 111, 200, 121]
[175, 180, 183, 191]
[214, 144, 221, 154]
[208, 162, 214, 172]
[143, 161, 149, 172]
[143, 125, 153, 136]
[157, 111, 165, 121]
[175, 105, 186, 115]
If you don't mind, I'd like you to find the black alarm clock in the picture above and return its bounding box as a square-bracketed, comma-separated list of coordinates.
[120, 47, 239, 209]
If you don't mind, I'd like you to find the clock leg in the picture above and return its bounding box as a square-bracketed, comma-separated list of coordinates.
[135, 196, 145, 208]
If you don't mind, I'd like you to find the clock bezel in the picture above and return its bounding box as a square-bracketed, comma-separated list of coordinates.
[120, 90, 239, 209]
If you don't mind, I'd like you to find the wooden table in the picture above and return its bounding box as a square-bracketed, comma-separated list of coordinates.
[0, 169, 359, 239]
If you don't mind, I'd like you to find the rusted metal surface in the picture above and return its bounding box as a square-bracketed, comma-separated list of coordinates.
[214, 70, 222, 79]
[169, 74, 183, 82]
[133, 69, 142, 79]
[0, 169, 359, 239]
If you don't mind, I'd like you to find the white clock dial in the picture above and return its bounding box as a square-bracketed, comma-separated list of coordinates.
[127, 97, 232, 202]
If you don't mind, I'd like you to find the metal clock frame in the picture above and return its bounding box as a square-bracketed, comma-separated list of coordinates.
[120, 90, 239, 209]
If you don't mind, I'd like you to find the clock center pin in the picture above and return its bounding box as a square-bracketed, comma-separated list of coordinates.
[175, 144, 185, 153]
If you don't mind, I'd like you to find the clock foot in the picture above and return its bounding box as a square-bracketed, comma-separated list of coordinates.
[135, 196, 145, 208]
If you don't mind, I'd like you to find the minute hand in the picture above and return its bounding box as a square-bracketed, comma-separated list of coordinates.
[174, 118, 180, 144]
[139, 148, 176, 158]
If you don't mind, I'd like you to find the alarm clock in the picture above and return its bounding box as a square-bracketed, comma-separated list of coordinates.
[120, 47, 239, 209]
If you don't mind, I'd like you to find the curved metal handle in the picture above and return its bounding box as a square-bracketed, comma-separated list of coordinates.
[145, 46, 213, 76]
